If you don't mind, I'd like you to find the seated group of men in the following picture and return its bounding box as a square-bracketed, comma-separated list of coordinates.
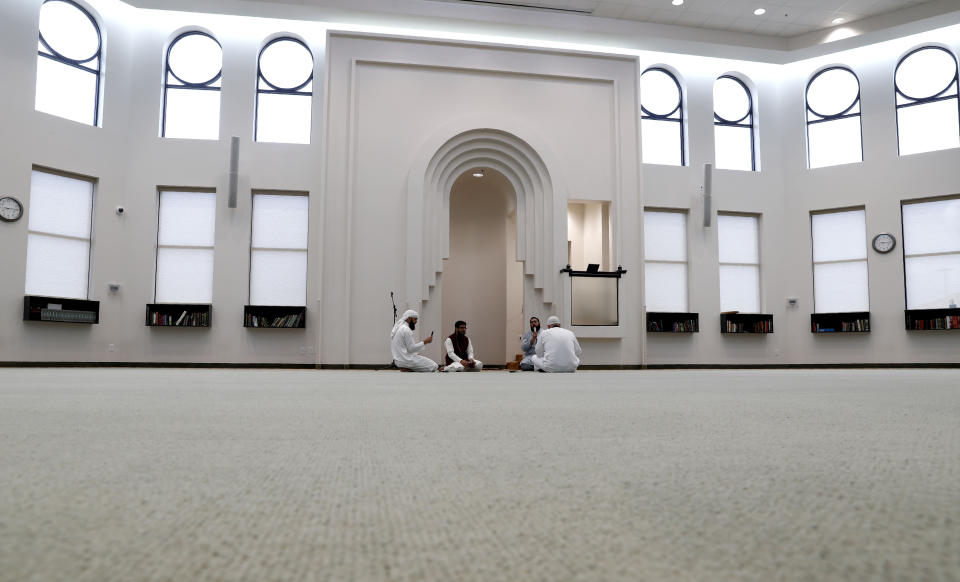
[389, 310, 582, 373]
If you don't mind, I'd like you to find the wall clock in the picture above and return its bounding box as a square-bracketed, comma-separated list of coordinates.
[872, 233, 896, 253]
[0, 196, 23, 222]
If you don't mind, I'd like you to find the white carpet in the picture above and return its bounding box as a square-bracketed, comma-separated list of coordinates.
[0, 368, 958, 582]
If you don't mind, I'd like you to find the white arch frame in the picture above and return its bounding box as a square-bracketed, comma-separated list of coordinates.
[404, 124, 567, 311]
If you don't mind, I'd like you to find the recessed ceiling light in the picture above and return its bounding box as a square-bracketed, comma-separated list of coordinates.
[754, 8, 766, 15]
[832, 17, 845, 24]
[672, 0, 684, 6]
[472, 169, 485, 178]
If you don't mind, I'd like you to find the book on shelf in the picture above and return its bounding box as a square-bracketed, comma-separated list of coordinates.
[175, 311, 187, 326]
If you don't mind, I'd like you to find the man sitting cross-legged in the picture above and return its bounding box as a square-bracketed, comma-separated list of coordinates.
[442, 320, 483, 372]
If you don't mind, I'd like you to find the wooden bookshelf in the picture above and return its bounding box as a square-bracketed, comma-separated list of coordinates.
[720, 313, 773, 334]
[244, 305, 306, 328]
[146, 303, 211, 327]
[811, 312, 870, 333]
[23, 295, 99, 324]
[646, 312, 699, 333]
[904, 308, 960, 331]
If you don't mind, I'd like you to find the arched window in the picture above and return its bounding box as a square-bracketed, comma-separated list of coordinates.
[806, 66, 862, 169]
[641, 67, 685, 166]
[35, 0, 102, 126]
[162, 31, 222, 140]
[895, 46, 960, 156]
[714, 75, 756, 171]
[255, 37, 314, 144]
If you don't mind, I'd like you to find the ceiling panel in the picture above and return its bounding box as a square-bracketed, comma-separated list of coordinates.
[426, 0, 942, 38]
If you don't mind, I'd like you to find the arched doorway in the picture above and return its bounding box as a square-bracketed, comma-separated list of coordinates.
[441, 168, 524, 366]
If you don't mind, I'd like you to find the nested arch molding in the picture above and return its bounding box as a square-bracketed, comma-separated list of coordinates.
[405, 122, 567, 308]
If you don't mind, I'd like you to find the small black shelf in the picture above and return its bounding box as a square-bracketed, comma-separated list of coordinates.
[23, 295, 99, 324]
[244, 305, 306, 328]
[646, 312, 699, 333]
[811, 312, 870, 333]
[146, 303, 211, 327]
[721, 313, 773, 334]
[904, 308, 960, 331]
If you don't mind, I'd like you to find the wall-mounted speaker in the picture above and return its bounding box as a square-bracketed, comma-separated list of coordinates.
[228, 136, 239, 209]
[702, 162, 713, 227]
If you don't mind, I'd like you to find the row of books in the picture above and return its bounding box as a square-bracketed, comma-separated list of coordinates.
[812, 319, 870, 332]
[150, 310, 210, 327]
[245, 313, 304, 328]
[907, 316, 960, 330]
[724, 320, 772, 333]
[648, 320, 698, 332]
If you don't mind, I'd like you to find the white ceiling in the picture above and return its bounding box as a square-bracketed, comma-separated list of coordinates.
[427, 0, 935, 38]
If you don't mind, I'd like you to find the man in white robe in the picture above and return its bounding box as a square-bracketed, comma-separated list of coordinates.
[442, 320, 482, 372]
[531, 316, 582, 373]
[390, 310, 438, 372]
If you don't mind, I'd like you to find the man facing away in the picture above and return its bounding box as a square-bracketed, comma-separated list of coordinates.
[443, 320, 482, 372]
[390, 309, 438, 372]
[519, 316, 540, 371]
[531, 315, 582, 373]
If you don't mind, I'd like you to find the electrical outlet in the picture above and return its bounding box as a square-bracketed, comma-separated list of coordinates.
[107, 343, 116, 352]
[787, 297, 798, 307]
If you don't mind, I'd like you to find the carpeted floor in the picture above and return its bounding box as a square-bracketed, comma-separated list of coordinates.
[0, 368, 958, 582]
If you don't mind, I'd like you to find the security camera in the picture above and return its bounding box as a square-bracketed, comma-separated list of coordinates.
[116, 206, 125, 215]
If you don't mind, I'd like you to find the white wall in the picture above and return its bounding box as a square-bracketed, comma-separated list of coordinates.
[1, 0, 958, 367]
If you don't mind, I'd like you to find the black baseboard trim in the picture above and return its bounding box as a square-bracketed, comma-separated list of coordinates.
[0, 361, 316, 369]
[1, 362, 958, 370]
[639, 363, 960, 369]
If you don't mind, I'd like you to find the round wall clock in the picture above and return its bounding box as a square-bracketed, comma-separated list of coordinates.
[872, 233, 896, 253]
[0, 196, 23, 222]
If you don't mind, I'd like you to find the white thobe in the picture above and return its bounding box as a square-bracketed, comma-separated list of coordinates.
[442, 337, 482, 372]
[391, 324, 438, 372]
[531, 327, 582, 372]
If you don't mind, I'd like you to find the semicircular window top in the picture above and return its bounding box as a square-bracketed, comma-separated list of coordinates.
[895, 46, 960, 157]
[641, 67, 685, 166]
[162, 31, 222, 140]
[806, 66, 863, 169]
[35, 0, 102, 126]
[714, 75, 756, 172]
[256, 37, 314, 144]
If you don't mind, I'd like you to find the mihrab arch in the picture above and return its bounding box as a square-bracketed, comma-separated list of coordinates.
[404, 126, 567, 315]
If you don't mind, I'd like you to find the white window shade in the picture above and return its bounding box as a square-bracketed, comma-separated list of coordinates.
[904, 254, 960, 309]
[814, 262, 870, 312]
[28, 170, 93, 237]
[643, 211, 686, 261]
[251, 250, 307, 306]
[718, 215, 758, 264]
[25, 234, 90, 299]
[252, 194, 309, 249]
[155, 247, 214, 303]
[250, 193, 309, 306]
[811, 209, 869, 313]
[158, 191, 216, 246]
[719, 265, 759, 313]
[155, 190, 216, 303]
[25, 170, 94, 299]
[812, 210, 866, 262]
[902, 199, 960, 255]
[644, 263, 687, 312]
